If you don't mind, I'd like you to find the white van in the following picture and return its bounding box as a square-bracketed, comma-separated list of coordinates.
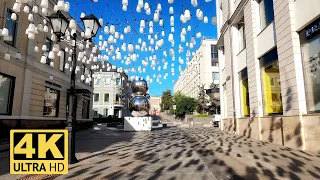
[212, 114, 221, 127]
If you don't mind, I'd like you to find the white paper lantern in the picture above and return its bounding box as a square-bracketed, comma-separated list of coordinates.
[122, 5, 127, 11]
[168, 0, 174, 4]
[43, 25, 48, 32]
[23, 5, 30, 13]
[48, 51, 55, 59]
[2, 28, 9, 37]
[191, 0, 198, 7]
[138, 0, 144, 8]
[146, 9, 151, 15]
[4, 53, 10, 60]
[64, 2, 70, 11]
[11, 13, 17, 21]
[136, 5, 141, 13]
[122, 0, 128, 6]
[153, 12, 159, 22]
[168, 33, 173, 42]
[110, 25, 115, 34]
[204, 16, 208, 23]
[144, 2, 149, 10]
[80, 12, 86, 18]
[13, 3, 21, 13]
[169, 6, 174, 15]
[184, 9, 191, 20]
[170, 16, 174, 26]
[40, 55, 46, 64]
[41, 8, 48, 15]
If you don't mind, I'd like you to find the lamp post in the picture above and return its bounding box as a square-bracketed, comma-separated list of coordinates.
[47, 11, 101, 164]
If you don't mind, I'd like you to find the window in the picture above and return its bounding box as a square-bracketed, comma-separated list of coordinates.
[4, 9, 18, 46]
[104, 109, 108, 117]
[211, 45, 218, 59]
[302, 35, 320, 112]
[104, 77, 110, 86]
[44, 38, 52, 65]
[212, 72, 220, 81]
[82, 99, 90, 119]
[260, 48, 282, 114]
[104, 93, 109, 102]
[116, 78, 121, 86]
[258, 0, 275, 30]
[238, 18, 246, 52]
[43, 87, 60, 117]
[95, 79, 100, 86]
[59, 50, 66, 72]
[94, 93, 99, 102]
[239, 68, 250, 117]
[0, 73, 15, 115]
[211, 60, 219, 66]
[93, 109, 98, 118]
[115, 94, 121, 103]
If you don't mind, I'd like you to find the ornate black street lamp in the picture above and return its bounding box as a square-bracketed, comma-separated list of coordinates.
[47, 11, 101, 164]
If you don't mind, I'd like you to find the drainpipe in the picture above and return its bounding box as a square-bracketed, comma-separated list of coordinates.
[227, 0, 237, 133]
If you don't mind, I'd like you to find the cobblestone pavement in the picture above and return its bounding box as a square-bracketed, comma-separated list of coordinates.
[1, 125, 320, 180]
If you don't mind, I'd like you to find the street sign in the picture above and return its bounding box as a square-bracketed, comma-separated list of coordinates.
[173, 105, 176, 110]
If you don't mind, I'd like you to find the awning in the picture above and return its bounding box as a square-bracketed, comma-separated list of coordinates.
[67, 89, 92, 98]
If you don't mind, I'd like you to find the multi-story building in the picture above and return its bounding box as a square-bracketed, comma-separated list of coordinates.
[149, 96, 161, 115]
[92, 66, 131, 119]
[0, 0, 97, 138]
[216, 0, 320, 153]
[174, 39, 219, 99]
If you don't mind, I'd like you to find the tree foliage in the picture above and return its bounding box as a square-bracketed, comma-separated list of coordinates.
[197, 84, 209, 113]
[160, 90, 172, 112]
[197, 83, 221, 114]
[170, 92, 197, 117]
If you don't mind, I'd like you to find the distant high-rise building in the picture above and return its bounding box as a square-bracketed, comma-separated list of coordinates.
[174, 39, 219, 99]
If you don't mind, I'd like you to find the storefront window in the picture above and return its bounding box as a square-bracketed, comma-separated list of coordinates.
[261, 48, 283, 114]
[43, 87, 60, 117]
[240, 68, 250, 116]
[0, 73, 15, 115]
[302, 36, 320, 112]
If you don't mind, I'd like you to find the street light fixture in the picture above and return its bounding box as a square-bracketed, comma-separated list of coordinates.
[80, 14, 101, 40]
[47, 11, 69, 41]
[47, 11, 101, 164]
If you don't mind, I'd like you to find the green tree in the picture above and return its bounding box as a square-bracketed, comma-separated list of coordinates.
[197, 84, 208, 113]
[160, 90, 172, 112]
[171, 92, 197, 118]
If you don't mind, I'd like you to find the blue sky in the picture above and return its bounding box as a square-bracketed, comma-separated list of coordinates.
[68, 0, 217, 96]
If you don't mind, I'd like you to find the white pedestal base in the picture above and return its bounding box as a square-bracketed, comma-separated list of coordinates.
[124, 116, 152, 131]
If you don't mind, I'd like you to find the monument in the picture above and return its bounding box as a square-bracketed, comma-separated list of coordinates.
[124, 78, 152, 131]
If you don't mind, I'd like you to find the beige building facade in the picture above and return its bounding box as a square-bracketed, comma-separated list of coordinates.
[216, 0, 320, 153]
[174, 39, 219, 99]
[93, 68, 132, 119]
[0, 0, 97, 138]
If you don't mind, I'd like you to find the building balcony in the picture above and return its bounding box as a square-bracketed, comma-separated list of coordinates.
[113, 100, 125, 106]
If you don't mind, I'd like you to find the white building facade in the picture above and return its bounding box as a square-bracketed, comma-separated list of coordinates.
[216, 0, 320, 153]
[174, 39, 219, 99]
[92, 70, 131, 119]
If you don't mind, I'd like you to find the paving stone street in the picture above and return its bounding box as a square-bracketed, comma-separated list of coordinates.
[1, 123, 320, 180]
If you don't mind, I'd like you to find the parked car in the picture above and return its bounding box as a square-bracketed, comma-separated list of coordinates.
[212, 114, 221, 127]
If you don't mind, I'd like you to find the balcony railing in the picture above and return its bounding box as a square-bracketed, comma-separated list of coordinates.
[113, 100, 125, 105]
